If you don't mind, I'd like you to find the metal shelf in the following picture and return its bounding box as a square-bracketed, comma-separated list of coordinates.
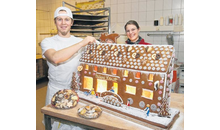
[70, 30, 108, 33]
[73, 14, 108, 20]
[71, 25, 108, 29]
[62, 1, 110, 36]
[73, 20, 108, 25]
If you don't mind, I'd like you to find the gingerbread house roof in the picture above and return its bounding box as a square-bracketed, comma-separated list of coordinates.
[79, 43, 175, 73]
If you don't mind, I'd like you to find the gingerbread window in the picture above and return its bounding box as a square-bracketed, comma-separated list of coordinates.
[94, 66, 98, 72]
[83, 76, 93, 90]
[112, 68, 117, 75]
[142, 89, 153, 100]
[103, 67, 107, 73]
[123, 70, 129, 77]
[148, 73, 154, 81]
[113, 82, 118, 94]
[135, 72, 141, 79]
[85, 64, 89, 70]
[125, 85, 136, 95]
[96, 79, 107, 93]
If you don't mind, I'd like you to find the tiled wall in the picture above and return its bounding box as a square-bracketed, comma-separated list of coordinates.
[36, 0, 184, 63]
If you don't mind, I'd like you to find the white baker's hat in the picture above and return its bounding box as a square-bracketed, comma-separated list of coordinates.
[54, 6, 73, 19]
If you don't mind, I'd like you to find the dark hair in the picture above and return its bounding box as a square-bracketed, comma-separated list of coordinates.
[124, 20, 140, 31]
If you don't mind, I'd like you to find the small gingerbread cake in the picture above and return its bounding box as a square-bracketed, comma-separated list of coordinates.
[78, 105, 102, 119]
[51, 89, 79, 109]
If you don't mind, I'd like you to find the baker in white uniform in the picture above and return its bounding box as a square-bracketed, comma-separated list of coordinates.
[41, 6, 97, 106]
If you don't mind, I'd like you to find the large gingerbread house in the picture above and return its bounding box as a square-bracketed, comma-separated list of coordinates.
[75, 43, 175, 117]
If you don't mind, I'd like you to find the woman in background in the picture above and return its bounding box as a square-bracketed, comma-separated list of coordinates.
[124, 20, 151, 45]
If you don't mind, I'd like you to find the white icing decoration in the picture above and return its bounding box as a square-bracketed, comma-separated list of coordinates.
[156, 67, 159, 71]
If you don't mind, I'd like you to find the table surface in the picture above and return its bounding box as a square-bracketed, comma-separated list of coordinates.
[41, 93, 184, 130]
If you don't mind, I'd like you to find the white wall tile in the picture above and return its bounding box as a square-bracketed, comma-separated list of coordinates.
[177, 51, 184, 62]
[131, 12, 139, 21]
[155, 0, 163, 11]
[124, 3, 132, 13]
[146, 11, 154, 21]
[111, 13, 117, 23]
[118, 0, 125, 4]
[161, 35, 167, 43]
[131, 0, 139, 3]
[173, 35, 180, 43]
[147, 0, 155, 11]
[117, 13, 124, 23]
[139, 1, 147, 12]
[131, 2, 139, 12]
[124, 13, 132, 23]
[125, 0, 132, 3]
[154, 10, 163, 20]
[138, 21, 147, 28]
[178, 42, 184, 51]
[111, 0, 117, 5]
[163, 0, 172, 10]
[179, 34, 184, 42]
[139, 12, 147, 22]
[172, 9, 181, 16]
[163, 9, 172, 17]
[139, 32, 146, 40]
[172, 0, 181, 9]
[118, 3, 124, 13]
[181, 0, 184, 8]
[111, 4, 117, 13]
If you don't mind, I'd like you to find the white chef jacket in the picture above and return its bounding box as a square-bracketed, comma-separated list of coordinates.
[41, 34, 83, 106]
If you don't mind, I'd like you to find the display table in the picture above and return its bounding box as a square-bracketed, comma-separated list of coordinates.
[41, 93, 184, 130]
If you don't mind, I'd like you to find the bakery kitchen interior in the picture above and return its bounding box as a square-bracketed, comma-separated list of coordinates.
[36, 0, 184, 130]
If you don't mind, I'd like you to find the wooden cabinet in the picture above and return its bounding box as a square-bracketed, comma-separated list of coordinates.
[36, 55, 48, 80]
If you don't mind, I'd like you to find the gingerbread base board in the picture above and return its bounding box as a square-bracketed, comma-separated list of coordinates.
[77, 91, 180, 129]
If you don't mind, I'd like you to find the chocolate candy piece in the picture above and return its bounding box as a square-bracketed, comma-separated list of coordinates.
[156, 54, 161, 60]
[104, 55, 110, 61]
[90, 53, 95, 59]
[132, 53, 140, 58]
[136, 53, 140, 58]
[87, 49, 92, 54]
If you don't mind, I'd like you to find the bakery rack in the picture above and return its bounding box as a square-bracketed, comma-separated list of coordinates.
[62, 1, 111, 38]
